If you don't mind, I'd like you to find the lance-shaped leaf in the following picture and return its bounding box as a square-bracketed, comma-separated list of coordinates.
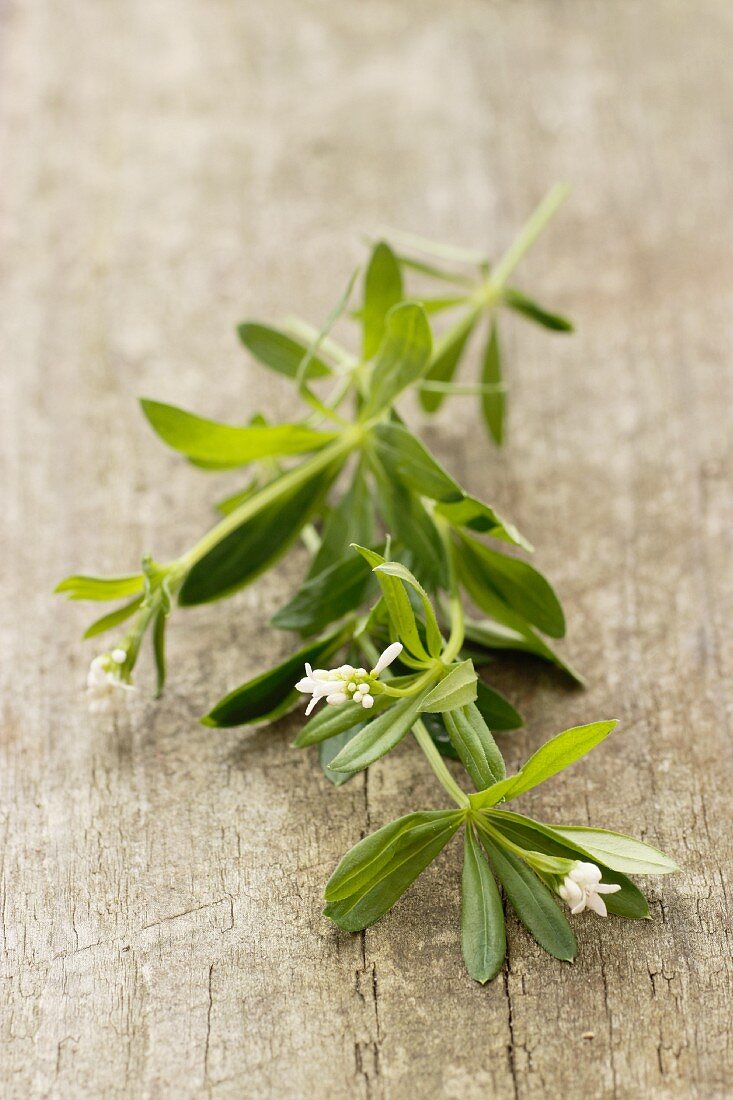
[323, 810, 464, 931]
[271, 553, 374, 637]
[419, 308, 480, 412]
[319, 725, 365, 787]
[215, 477, 262, 516]
[479, 833, 577, 961]
[481, 320, 505, 445]
[485, 811, 650, 918]
[361, 303, 432, 417]
[549, 826, 678, 877]
[503, 288, 573, 332]
[140, 400, 338, 468]
[371, 422, 463, 503]
[443, 703, 505, 790]
[435, 495, 532, 552]
[370, 457, 448, 589]
[82, 596, 144, 639]
[55, 573, 145, 602]
[294, 693, 392, 747]
[463, 618, 584, 685]
[328, 691, 429, 774]
[352, 545, 431, 661]
[471, 720, 618, 810]
[461, 825, 506, 982]
[372, 560, 443, 657]
[237, 322, 332, 379]
[458, 534, 565, 639]
[362, 241, 403, 359]
[308, 466, 374, 578]
[202, 623, 351, 728]
[475, 681, 523, 731]
[179, 455, 344, 605]
[421, 661, 478, 714]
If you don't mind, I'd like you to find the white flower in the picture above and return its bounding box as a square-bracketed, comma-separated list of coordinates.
[558, 861, 621, 916]
[295, 642, 403, 716]
[86, 653, 135, 714]
[372, 641, 403, 675]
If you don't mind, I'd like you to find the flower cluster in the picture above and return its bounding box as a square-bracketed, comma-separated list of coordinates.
[86, 649, 134, 714]
[557, 861, 621, 916]
[296, 642, 403, 716]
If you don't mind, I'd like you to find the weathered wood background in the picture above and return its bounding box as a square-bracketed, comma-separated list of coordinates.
[1, 1, 731, 1096]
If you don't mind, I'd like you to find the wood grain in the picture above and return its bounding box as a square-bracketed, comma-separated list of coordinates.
[1, 1, 731, 1096]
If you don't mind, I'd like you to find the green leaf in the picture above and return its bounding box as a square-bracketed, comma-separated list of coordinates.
[271, 553, 373, 637]
[323, 810, 463, 931]
[550, 827, 678, 876]
[237, 322, 331, 379]
[485, 811, 650, 918]
[371, 422, 463, 503]
[352, 545, 431, 662]
[443, 703, 505, 790]
[372, 561, 443, 657]
[458, 534, 565, 639]
[435, 496, 532, 552]
[308, 466, 373, 579]
[471, 720, 618, 810]
[475, 681, 523, 732]
[463, 618, 584, 685]
[479, 834, 577, 961]
[152, 609, 167, 698]
[328, 692, 428, 774]
[361, 303, 432, 417]
[421, 661, 478, 714]
[179, 456, 343, 605]
[215, 477, 262, 516]
[362, 241, 403, 359]
[419, 309, 480, 412]
[369, 457, 448, 590]
[140, 399, 337, 468]
[503, 288, 573, 332]
[481, 320, 505, 445]
[461, 826, 506, 983]
[82, 596, 144, 639]
[202, 623, 350, 728]
[55, 573, 145, 602]
[294, 693, 392, 747]
[319, 725, 365, 786]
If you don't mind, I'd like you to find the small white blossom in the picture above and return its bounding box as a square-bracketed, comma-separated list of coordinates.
[372, 642, 403, 676]
[558, 861, 621, 916]
[86, 653, 135, 714]
[295, 643, 403, 716]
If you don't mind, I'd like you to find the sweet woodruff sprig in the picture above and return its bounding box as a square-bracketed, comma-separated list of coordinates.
[55, 186, 677, 981]
[288, 559, 677, 981]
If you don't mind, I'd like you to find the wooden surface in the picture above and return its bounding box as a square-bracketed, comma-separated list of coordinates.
[1, 2, 732, 1097]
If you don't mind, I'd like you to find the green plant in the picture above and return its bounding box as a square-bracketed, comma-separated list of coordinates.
[57, 187, 677, 981]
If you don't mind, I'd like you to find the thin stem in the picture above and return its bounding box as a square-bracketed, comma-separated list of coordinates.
[489, 183, 570, 289]
[379, 666, 439, 697]
[412, 719, 470, 808]
[177, 433, 358, 572]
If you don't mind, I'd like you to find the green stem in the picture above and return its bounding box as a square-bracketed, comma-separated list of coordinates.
[412, 720, 470, 808]
[379, 666, 439, 698]
[177, 433, 358, 572]
[489, 183, 570, 289]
